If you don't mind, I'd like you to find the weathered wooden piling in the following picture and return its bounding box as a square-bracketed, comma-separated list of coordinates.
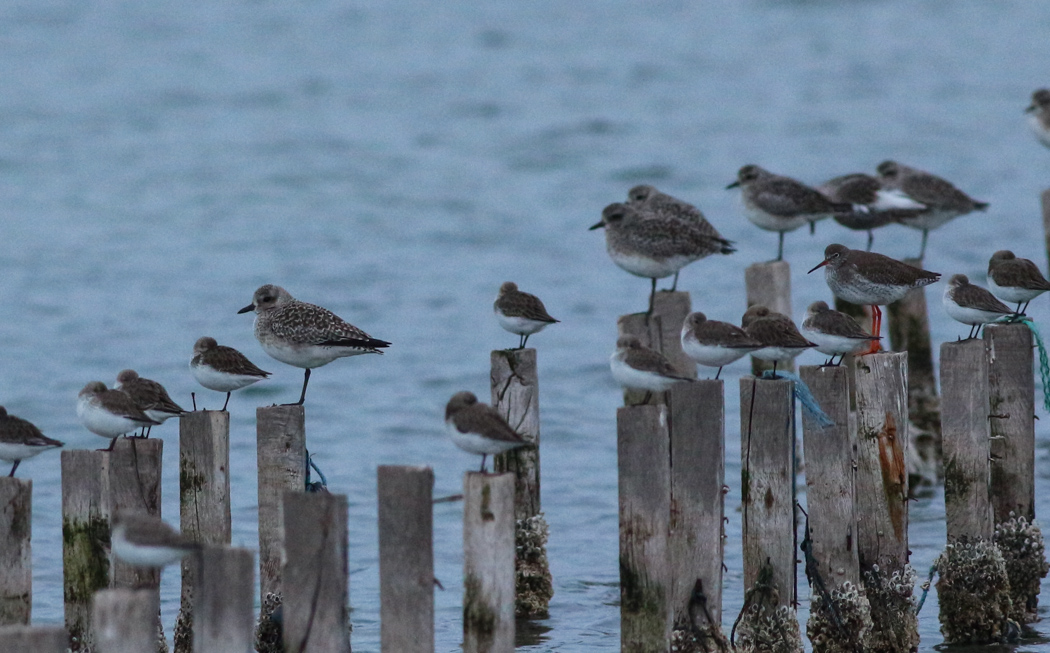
[282, 491, 350, 653]
[0, 478, 31, 626]
[463, 472, 516, 653]
[256, 405, 306, 605]
[0, 625, 69, 652]
[175, 411, 231, 653]
[745, 261, 792, 376]
[617, 291, 695, 404]
[107, 438, 163, 595]
[92, 588, 160, 653]
[799, 365, 869, 653]
[490, 348, 552, 619]
[985, 323, 1048, 622]
[377, 465, 434, 653]
[935, 339, 1011, 643]
[887, 259, 940, 491]
[668, 381, 727, 651]
[194, 546, 255, 653]
[852, 352, 918, 653]
[62, 449, 111, 652]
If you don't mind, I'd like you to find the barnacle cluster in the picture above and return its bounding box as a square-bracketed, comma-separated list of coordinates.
[254, 592, 283, 653]
[807, 581, 873, 653]
[735, 603, 803, 653]
[994, 513, 1049, 623]
[672, 618, 730, 653]
[862, 564, 919, 653]
[515, 513, 554, 618]
[172, 604, 192, 653]
[934, 538, 1013, 644]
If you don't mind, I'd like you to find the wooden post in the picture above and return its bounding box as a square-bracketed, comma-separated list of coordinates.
[745, 261, 792, 376]
[0, 625, 68, 652]
[92, 588, 158, 653]
[463, 472, 516, 653]
[887, 259, 940, 491]
[194, 546, 254, 653]
[62, 450, 111, 652]
[282, 491, 350, 653]
[668, 381, 726, 645]
[1041, 188, 1050, 272]
[617, 291, 695, 405]
[257, 405, 306, 604]
[177, 411, 231, 653]
[107, 438, 163, 593]
[0, 478, 31, 626]
[378, 466, 434, 653]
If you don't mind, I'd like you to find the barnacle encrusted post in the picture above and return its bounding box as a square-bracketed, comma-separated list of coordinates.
[994, 513, 1049, 623]
[934, 539, 1014, 644]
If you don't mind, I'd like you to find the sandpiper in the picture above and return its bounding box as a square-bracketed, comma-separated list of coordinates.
[0, 407, 63, 477]
[680, 312, 762, 379]
[727, 164, 852, 261]
[800, 301, 880, 365]
[809, 244, 940, 355]
[986, 250, 1050, 315]
[591, 202, 735, 315]
[493, 282, 559, 349]
[1026, 89, 1050, 149]
[610, 335, 693, 402]
[818, 173, 925, 251]
[239, 284, 391, 406]
[875, 160, 988, 259]
[116, 370, 184, 437]
[76, 382, 160, 451]
[111, 511, 201, 568]
[942, 274, 1013, 339]
[444, 391, 529, 473]
[741, 305, 816, 374]
[190, 337, 272, 411]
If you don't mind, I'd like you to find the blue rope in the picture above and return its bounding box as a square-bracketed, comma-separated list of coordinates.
[914, 564, 937, 615]
[304, 448, 329, 493]
[993, 316, 1050, 414]
[761, 370, 835, 428]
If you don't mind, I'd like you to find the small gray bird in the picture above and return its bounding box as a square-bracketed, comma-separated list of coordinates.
[444, 391, 529, 473]
[493, 282, 559, 350]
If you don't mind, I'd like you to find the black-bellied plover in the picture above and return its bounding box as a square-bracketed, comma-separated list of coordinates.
[741, 305, 815, 374]
[444, 391, 529, 473]
[680, 312, 761, 379]
[727, 164, 852, 261]
[493, 282, 559, 350]
[116, 370, 184, 437]
[818, 173, 925, 251]
[942, 274, 1012, 339]
[800, 301, 879, 366]
[625, 184, 735, 276]
[1026, 89, 1050, 149]
[190, 337, 272, 411]
[76, 382, 160, 451]
[809, 244, 940, 354]
[875, 160, 988, 259]
[591, 202, 734, 315]
[111, 511, 201, 568]
[986, 250, 1050, 316]
[239, 284, 391, 406]
[0, 407, 63, 477]
[609, 335, 693, 403]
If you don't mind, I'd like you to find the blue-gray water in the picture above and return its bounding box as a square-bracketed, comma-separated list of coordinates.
[2, 0, 1050, 650]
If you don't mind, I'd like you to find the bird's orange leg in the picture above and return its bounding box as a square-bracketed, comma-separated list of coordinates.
[864, 305, 882, 355]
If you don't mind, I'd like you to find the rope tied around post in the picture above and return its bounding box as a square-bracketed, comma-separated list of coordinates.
[996, 315, 1050, 413]
[304, 449, 329, 493]
[760, 370, 834, 428]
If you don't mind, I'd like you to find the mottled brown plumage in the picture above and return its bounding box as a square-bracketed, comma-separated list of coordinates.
[0, 407, 63, 477]
[116, 370, 184, 437]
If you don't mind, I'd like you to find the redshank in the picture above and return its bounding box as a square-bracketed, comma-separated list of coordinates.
[800, 300, 880, 366]
[680, 311, 762, 379]
[986, 250, 1050, 316]
[808, 244, 940, 355]
[942, 274, 1012, 340]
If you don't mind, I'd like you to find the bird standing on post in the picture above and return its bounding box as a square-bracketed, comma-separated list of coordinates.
[189, 337, 271, 411]
[986, 250, 1050, 316]
[76, 382, 159, 451]
[800, 301, 880, 366]
[493, 282, 559, 350]
[111, 511, 201, 568]
[680, 312, 762, 379]
[609, 335, 693, 403]
[444, 391, 530, 473]
[741, 305, 815, 375]
[0, 407, 63, 477]
[115, 370, 184, 437]
[942, 274, 1013, 340]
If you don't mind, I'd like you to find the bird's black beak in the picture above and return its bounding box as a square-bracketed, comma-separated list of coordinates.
[725, 181, 740, 189]
[588, 221, 605, 230]
[807, 260, 829, 274]
[237, 304, 255, 314]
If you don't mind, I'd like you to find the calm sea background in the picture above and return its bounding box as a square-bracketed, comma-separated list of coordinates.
[2, 0, 1050, 650]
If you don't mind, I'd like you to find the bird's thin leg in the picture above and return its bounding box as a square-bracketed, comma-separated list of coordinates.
[102, 437, 117, 452]
[671, 271, 680, 292]
[642, 390, 652, 404]
[145, 425, 152, 439]
[772, 361, 779, 377]
[479, 455, 487, 474]
[809, 221, 816, 235]
[8, 461, 18, 477]
[222, 392, 231, 412]
[1020, 301, 1030, 316]
[285, 369, 311, 406]
[192, 392, 198, 411]
[865, 306, 882, 355]
[919, 229, 928, 260]
[646, 278, 656, 318]
[777, 232, 785, 262]
[521, 334, 529, 349]
[866, 230, 874, 251]
[715, 366, 722, 380]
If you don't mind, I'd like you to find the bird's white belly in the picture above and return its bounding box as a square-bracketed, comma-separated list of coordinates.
[76, 398, 142, 438]
[111, 539, 191, 567]
[827, 271, 909, 305]
[1028, 114, 1050, 149]
[988, 277, 1044, 304]
[496, 312, 550, 336]
[191, 363, 264, 392]
[607, 248, 685, 280]
[609, 355, 681, 392]
[261, 340, 364, 369]
[742, 202, 809, 233]
[445, 421, 520, 456]
[751, 346, 807, 363]
[943, 296, 1006, 326]
[801, 327, 870, 357]
[0, 442, 52, 463]
[681, 338, 751, 368]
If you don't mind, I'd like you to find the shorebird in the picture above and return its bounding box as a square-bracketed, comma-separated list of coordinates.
[444, 391, 529, 473]
[818, 173, 925, 251]
[942, 274, 1013, 339]
[115, 370, 184, 437]
[875, 160, 988, 259]
[800, 301, 880, 365]
[610, 335, 693, 403]
[76, 382, 160, 451]
[493, 282, 559, 349]
[591, 202, 735, 315]
[1026, 89, 1050, 149]
[741, 305, 816, 374]
[239, 285, 391, 406]
[680, 312, 762, 379]
[0, 407, 63, 477]
[111, 511, 201, 568]
[727, 164, 852, 261]
[986, 250, 1050, 316]
[809, 244, 940, 355]
[190, 337, 272, 411]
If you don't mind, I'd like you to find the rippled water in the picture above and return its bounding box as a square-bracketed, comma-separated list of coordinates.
[3, 0, 1050, 650]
